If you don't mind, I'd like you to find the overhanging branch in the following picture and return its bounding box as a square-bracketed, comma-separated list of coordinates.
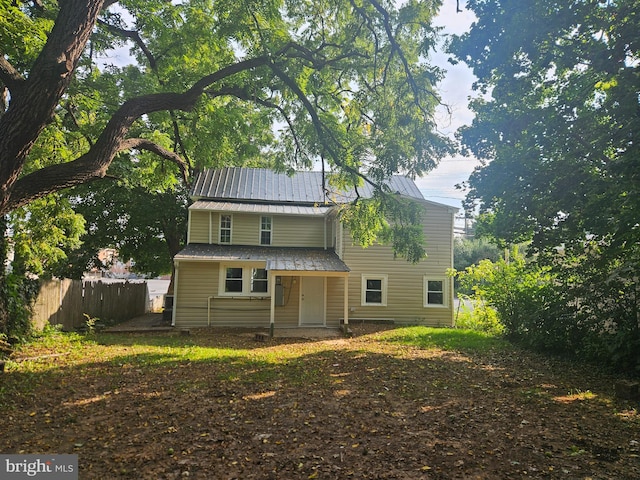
[2, 56, 274, 213]
[97, 19, 157, 70]
[120, 138, 189, 183]
[270, 64, 381, 193]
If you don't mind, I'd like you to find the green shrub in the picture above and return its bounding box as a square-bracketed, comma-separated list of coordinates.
[454, 296, 504, 336]
[0, 274, 40, 342]
[455, 245, 640, 375]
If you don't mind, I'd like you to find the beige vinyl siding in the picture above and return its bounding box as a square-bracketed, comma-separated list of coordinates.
[207, 296, 270, 327]
[174, 261, 271, 327]
[325, 276, 346, 327]
[227, 214, 255, 245]
[272, 275, 300, 327]
[188, 210, 328, 247]
[189, 211, 210, 243]
[341, 202, 455, 326]
[233, 214, 326, 247]
[272, 216, 326, 247]
[173, 261, 217, 327]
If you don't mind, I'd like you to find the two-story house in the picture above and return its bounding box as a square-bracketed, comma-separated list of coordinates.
[171, 167, 457, 331]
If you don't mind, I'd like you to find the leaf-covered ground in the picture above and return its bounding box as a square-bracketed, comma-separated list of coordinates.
[1, 325, 639, 479]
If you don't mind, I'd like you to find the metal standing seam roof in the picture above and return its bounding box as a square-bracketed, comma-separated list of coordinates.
[190, 167, 424, 204]
[189, 200, 332, 216]
[174, 244, 350, 273]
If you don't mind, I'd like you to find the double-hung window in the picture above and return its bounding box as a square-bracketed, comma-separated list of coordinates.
[225, 267, 243, 293]
[260, 216, 272, 245]
[424, 278, 446, 307]
[220, 265, 269, 296]
[220, 214, 232, 244]
[251, 268, 268, 293]
[361, 274, 388, 306]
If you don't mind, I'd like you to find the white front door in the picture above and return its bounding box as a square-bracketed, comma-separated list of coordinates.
[299, 276, 325, 326]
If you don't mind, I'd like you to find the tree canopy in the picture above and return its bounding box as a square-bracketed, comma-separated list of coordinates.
[0, 0, 450, 212]
[451, 0, 639, 257]
[450, 0, 640, 372]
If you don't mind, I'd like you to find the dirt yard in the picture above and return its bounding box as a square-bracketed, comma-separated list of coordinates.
[1, 324, 638, 479]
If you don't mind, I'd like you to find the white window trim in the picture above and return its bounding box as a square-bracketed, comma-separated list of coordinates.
[423, 276, 448, 308]
[219, 214, 232, 244]
[218, 263, 270, 297]
[361, 274, 388, 306]
[259, 216, 272, 245]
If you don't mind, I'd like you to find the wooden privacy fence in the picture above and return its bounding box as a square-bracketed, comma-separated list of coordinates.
[32, 279, 148, 331]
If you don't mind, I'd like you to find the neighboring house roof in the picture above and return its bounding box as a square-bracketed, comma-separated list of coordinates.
[175, 244, 350, 273]
[190, 167, 424, 204]
[189, 200, 331, 216]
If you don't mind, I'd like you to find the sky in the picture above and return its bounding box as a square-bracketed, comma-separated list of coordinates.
[414, 4, 479, 212]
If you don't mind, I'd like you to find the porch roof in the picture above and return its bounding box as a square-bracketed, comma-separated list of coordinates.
[189, 200, 332, 216]
[174, 244, 350, 273]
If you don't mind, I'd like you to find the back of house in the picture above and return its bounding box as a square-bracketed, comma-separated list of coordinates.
[172, 167, 457, 329]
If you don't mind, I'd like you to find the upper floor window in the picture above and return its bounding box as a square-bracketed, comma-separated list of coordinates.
[424, 278, 446, 307]
[260, 216, 272, 245]
[220, 214, 232, 244]
[361, 274, 388, 306]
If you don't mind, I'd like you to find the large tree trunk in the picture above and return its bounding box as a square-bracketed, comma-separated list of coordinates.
[0, 216, 8, 337]
[1, 0, 249, 215]
[0, 0, 106, 213]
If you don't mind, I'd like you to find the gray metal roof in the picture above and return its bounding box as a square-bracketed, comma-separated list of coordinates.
[175, 244, 350, 273]
[189, 200, 332, 216]
[190, 167, 424, 204]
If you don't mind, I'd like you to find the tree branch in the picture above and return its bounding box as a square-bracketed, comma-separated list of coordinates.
[97, 19, 158, 70]
[2, 56, 273, 213]
[0, 56, 26, 92]
[120, 138, 189, 183]
[356, 0, 442, 113]
[207, 86, 309, 165]
[269, 64, 381, 193]
[97, 15, 192, 171]
[8, 137, 188, 211]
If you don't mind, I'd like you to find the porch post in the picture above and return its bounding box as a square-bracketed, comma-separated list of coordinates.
[269, 271, 275, 338]
[343, 274, 349, 333]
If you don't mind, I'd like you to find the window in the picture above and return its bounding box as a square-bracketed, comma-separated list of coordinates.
[361, 274, 387, 306]
[251, 268, 268, 293]
[220, 215, 232, 244]
[424, 278, 446, 307]
[219, 265, 269, 296]
[260, 216, 272, 245]
[225, 267, 243, 293]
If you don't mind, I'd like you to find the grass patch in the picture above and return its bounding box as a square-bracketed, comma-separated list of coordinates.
[377, 326, 510, 352]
